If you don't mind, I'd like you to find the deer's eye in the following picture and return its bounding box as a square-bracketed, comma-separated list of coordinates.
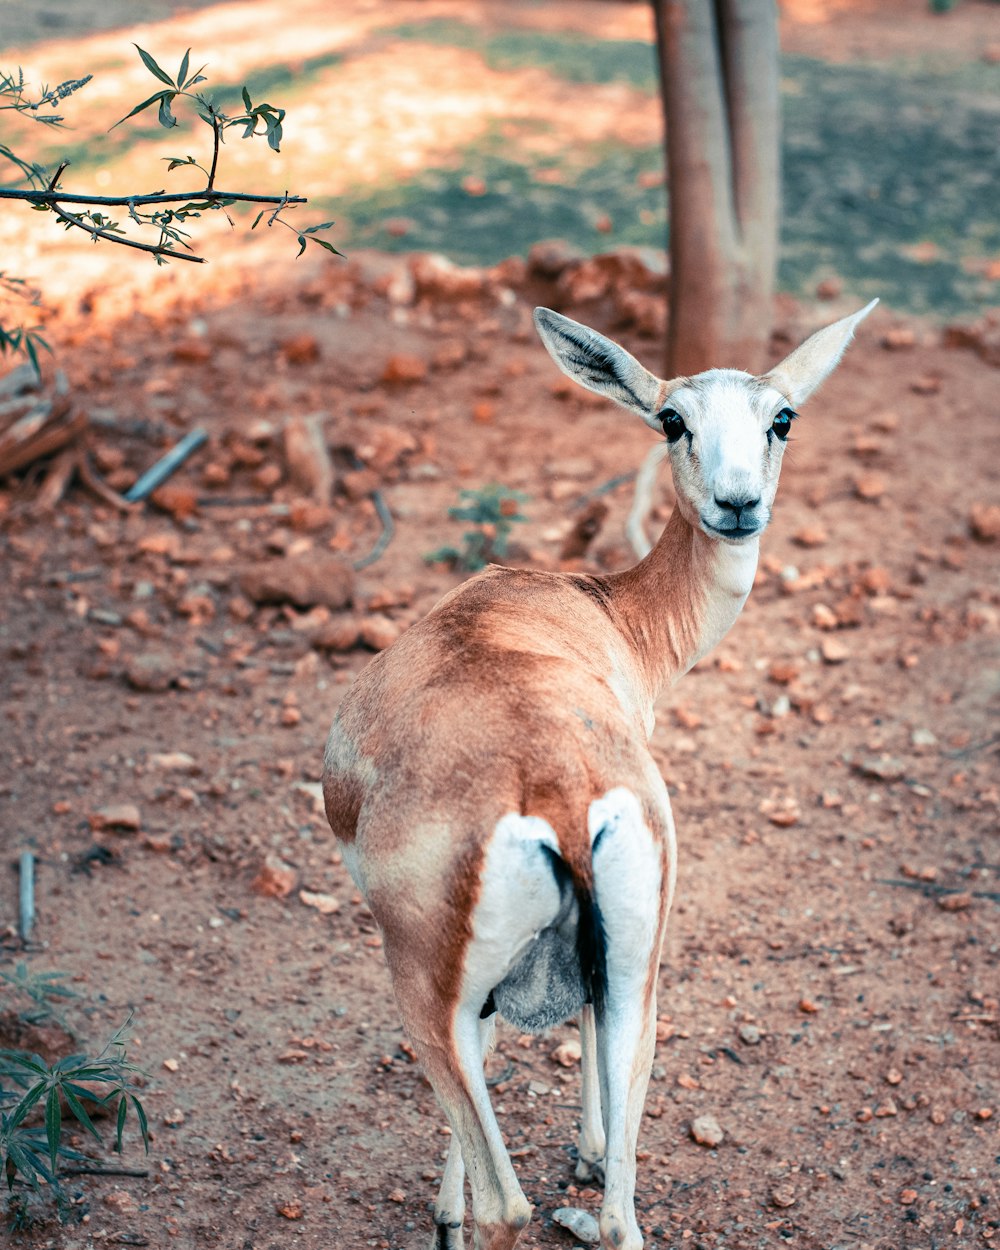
[770, 408, 796, 441]
[660, 409, 687, 444]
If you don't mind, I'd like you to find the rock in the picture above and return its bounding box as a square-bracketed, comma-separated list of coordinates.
[172, 339, 211, 363]
[881, 327, 916, 350]
[381, 353, 428, 386]
[856, 755, 906, 782]
[252, 854, 298, 899]
[312, 617, 361, 652]
[812, 603, 839, 630]
[410, 252, 487, 300]
[551, 1207, 600, 1244]
[299, 889, 340, 915]
[149, 751, 198, 772]
[969, 503, 1000, 542]
[89, 803, 141, 833]
[240, 555, 354, 610]
[355, 426, 418, 472]
[738, 1024, 762, 1046]
[280, 334, 320, 365]
[767, 661, 799, 685]
[126, 650, 181, 692]
[793, 524, 828, 548]
[690, 1113, 724, 1148]
[770, 1186, 796, 1209]
[150, 483, 199, 520]
[527, 239, 585, 280]
[937, 892, 972, 912]
[854, 472, 887, 502]
[359, 615, 403, 651]
[820, 637, 849, 664]
[759, 796, 801, 827]
[550, 1039, 582, 1067]
[283, 413, 333, 504]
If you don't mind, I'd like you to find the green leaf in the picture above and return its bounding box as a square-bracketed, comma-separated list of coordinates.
[158, 93, 177, 129]
[296, 234, 307, 258]
[61, 1086, 102, 1143]
[250, 210, 265, 229]
[7, 1083, 46, 1129]
[110, 89, 172, 129]
[177, 49, 190, 90]
[134, 45, 175, 87]
[44, 1087, 62, 1174]
[131, 1094, 149, 1152]
[241, 86, 252, 112]
[115, 1094, 127, 1151]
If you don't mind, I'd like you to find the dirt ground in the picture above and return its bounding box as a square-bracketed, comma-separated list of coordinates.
[2, 4, 999, 1250]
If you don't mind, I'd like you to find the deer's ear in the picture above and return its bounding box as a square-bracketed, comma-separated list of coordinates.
[763, 299, 879, 406]
[534, 307, 666, 429]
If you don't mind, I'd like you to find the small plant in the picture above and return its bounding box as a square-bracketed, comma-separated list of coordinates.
[426, 484, 529, 572]
[0, 963, 77, 1030]
[0, 1015, 148, 1208]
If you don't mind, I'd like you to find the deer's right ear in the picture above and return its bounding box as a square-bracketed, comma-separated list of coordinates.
[534, 308, 665, 430]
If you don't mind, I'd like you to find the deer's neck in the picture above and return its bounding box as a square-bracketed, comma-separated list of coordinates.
[607, 506, 758, 711]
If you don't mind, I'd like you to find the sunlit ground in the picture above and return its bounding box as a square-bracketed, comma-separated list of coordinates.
[1, 0, 998, 319]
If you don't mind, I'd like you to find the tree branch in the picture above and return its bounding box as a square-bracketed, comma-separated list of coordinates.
[0, 187, 306, 208]
[49, 202, 205, 263]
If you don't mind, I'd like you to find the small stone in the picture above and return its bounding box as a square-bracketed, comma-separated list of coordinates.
[359, 615, 402, 651]
[798, 998, 820, 1014]
[90, 803, 141, 833]
[276, 1201, 304, 1220]
[881, 327, 916, 350]
[899, 1189, 918, 1206]
[149, 751, 198, 773]
[690, 1113, 724, 1148]
[760, 796, 801, 827]
[280, 706, 301, 727]
[163, 1107, 185, 1127]
[387, 1188, 406, 1204]
[552, 1207, 600, 1244]
[281, 334, 320, 365]
[381, 353, 428, 385]
[126, 651, 180, 692]
[252, 854, 298, 899]
[550, 1039, 582, 1067]
[770, 1186, 796, 1209]
[793, 525, 828, 548]
[856, 755, 905, 782]
[875, 1099, 898, 1117]
[240, 555, 354, 610]
[820, 637, 849, 664]
[767, 661, 799, 685]
[738, 1024, 762, 1046]
[910, 728, 938, 749]
[812, 603, 839, 630]
[172, 339, 211, 363]
[854, 473, 887, 502]
[937, 892, 972, 912]
[886, 1068, 903, 1086]
[856, 1106, 873, 1123]
[162, 1057, 180, 1072]
[969, 503, 1000, 542]
[299, 889, 340, 915]
[311, 617, 361, 652]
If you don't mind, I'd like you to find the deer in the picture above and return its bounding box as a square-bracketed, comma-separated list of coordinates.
[322, 299, 877, 1250]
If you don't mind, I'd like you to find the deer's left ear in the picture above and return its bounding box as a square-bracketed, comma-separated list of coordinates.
[534, 307, 666, 430]
[763, 299, 879, 407]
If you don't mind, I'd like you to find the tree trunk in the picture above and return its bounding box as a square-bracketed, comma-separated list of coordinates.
[653, 0, 780, 377]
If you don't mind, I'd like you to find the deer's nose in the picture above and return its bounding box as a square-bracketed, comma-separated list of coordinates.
[714, 494, 760, 517]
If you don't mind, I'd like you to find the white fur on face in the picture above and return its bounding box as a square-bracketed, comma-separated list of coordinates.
[663, 370, 790, 544]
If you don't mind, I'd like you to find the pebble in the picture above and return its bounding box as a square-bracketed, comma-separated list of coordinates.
[89, 803, 141, 833]
[552, 1207, 600, 1244]
[126, 651, 180, 692]
[299, 889, 340, 915]
[856, 755, 906, 782]
[381, 353, 428, 385]
[149, 751, 198, 772]
[969, 502, 1000, 542]
[937, 892, 973, 912]
[770, 1186, 797, 1209]
[252, 854, 298, 899]
[820, 637, 849, 664]
[690, 1113, 724, 1148]
[239, 555, 354, 610]
[738, 1024, 762, 1046]
[854, 472, 887, 502]
[359, 615, 403, 651]
[551, 1039, 582, 1067]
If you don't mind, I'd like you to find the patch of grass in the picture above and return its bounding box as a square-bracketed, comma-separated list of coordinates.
[384, 20, 658, 89]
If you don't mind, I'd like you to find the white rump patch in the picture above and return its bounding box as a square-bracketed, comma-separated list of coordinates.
[461, 813, 566, 1010]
